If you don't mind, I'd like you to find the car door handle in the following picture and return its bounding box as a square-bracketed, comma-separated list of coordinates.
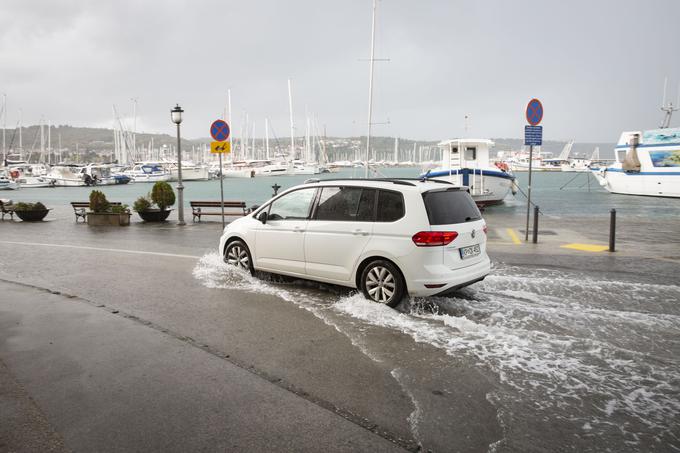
[293, 226, 305, 233]
[352, 229, 369, 236]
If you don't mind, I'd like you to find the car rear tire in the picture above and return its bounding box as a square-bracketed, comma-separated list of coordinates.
[360, 260, 405, 307]
[224, 240, 253, 274]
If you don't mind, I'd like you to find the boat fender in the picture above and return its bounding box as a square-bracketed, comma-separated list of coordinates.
[597, 168, 608, 187]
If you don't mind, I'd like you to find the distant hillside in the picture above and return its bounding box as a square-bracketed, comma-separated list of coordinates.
[0, 125, 615, 162]
[0, 125, 196, 153]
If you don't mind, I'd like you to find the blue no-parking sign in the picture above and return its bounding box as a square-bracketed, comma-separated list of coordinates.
[526, 99, 543, 126]
[210, 120, 230, 142]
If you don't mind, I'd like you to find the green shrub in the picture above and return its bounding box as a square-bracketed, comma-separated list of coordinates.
[133, 196, 152, 212]
[13, 202, 47, 211]
[89, 190, 110, 213]
[110, 204, 129, 214]
[151, 181, 175, 211]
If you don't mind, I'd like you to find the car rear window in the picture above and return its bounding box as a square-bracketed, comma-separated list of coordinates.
[422, 189, 482, 225]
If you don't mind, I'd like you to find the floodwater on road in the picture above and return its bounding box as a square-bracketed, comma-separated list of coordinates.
[194, 253, 680, 452]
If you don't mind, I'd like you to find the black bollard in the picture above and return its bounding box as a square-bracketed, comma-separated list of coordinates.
[609, 208, 616, 252]
[532, 205, 539, 244]
[272, 183, 281, 197]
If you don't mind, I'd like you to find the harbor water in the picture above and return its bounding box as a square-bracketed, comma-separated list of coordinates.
[4, 168, 680, 219]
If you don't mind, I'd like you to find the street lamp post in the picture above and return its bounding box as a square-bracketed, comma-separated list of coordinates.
[171, 104, 185, 226]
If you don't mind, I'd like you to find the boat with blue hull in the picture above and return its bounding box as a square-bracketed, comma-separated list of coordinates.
[420, 138, 516, 206]
[593, 128, 680, 198]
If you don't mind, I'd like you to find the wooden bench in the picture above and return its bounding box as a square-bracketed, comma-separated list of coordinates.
[71, 201, 122, 223]
[0, 200, 15, 220]
[190, 201, 249, 222]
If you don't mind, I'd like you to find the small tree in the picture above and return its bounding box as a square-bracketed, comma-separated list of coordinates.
[151, 181, 175, 211]
[89, 190, 110, 213]
[133, 196, 152, 212]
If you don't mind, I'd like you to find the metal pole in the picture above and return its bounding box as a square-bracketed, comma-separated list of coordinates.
[176, 123, 185, 226]
[525, 145, 534, 241]
[365, 0, 377, 178]
[219, 151, 225, 229]
[532, 205, 539, 244]
[609, 208, 616, 252]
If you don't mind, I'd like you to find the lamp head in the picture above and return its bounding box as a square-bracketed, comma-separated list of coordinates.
[171, 104, 184, 124]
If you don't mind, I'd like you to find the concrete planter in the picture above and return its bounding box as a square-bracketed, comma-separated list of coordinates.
[15, 209, 51, 222]
[87, 212, 131, 226]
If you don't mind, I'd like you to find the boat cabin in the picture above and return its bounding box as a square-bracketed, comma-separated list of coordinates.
[438, 139, 493, 169]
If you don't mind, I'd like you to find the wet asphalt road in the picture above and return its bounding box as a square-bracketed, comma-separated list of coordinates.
[0, 207, 679, 452]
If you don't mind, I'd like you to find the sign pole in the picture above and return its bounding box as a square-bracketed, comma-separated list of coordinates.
[219, 151, 225, 228]
[209, 119, 231, 229]
[524, 98, 543, 241]
[525, 144, 533, 241]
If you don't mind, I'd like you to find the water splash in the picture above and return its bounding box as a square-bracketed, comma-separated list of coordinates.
[194, 254, 680, 451]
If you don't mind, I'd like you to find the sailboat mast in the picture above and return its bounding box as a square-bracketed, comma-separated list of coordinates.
[265, 117, 270, 160]
[227, 89, 233, 162]
[19, 109, 22, 152]
[365, 0, 377, 177]
[2, 93, 5, 160]
[288, 78, 295, 161]
[131, 98, 137, 156]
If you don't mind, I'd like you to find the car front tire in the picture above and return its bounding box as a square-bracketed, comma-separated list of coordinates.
[360, 260, 405, 307]
[224, 240, 254, 274]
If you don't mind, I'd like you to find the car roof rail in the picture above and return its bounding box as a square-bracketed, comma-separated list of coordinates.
[302, 178, 417, 186]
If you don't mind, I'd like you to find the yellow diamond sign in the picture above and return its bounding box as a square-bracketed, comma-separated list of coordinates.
[211, 141, 231, 154]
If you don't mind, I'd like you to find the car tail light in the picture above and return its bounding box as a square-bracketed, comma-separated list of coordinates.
[483, 225, 488, 235]
[412, 231, 458, 247]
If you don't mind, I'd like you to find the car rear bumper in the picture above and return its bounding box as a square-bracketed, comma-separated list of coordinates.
[406, 256, 491, 297]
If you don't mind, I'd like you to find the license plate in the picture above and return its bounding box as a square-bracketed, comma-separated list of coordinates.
[459, 244, 481, 260]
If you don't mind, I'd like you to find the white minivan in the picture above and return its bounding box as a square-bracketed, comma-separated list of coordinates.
[219, 178, 490, 307]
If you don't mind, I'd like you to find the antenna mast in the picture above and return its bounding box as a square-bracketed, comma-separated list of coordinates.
[660, 77, 679, 129]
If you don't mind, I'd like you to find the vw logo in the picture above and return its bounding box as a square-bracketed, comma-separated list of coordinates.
[471, 229, 476, 238]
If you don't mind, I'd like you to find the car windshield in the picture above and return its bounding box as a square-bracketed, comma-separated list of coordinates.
[422, 189, 482, 225]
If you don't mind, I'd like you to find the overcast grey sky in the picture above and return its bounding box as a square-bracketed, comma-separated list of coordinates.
[1, 0, 679, 142]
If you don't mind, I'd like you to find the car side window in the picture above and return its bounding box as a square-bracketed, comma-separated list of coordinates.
[267, 188, 316, 221]
[376, 190, 404, 222]
[316, 187, 376, 221]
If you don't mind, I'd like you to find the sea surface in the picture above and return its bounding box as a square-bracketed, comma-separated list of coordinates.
[4, 168, 680, 219]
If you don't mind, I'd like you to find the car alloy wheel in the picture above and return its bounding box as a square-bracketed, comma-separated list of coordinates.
[361, 260, 404, 307]
[224, 240, 252, 273]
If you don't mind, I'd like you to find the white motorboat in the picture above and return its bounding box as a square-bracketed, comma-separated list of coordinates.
[0, 170, 20, 190]
[123, 163, 172, 183]
[45, 165, 88, 187]
[420, 138, 517, 207]
[508, 151, 563, 172]
[592, 127, 680, 198]
[82, 164, 131, 185]
[7, 163, 55, 188]
[292, 160, 322, 175]
[166, 161, 210, 181]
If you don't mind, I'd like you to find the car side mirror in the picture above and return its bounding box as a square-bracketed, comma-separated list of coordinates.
[258, 211, 268, 224]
